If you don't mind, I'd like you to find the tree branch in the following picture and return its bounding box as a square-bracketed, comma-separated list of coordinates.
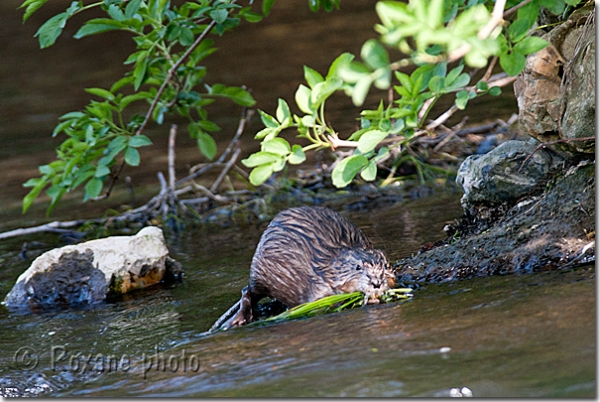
[136, 19, 218, 137]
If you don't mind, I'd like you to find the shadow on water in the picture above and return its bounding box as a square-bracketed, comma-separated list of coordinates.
[0, 0, 593, 397]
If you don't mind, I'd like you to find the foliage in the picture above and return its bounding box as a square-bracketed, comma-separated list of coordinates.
[19, 0, 339, 216]
[265, 288, 413, 322]
[243, 0, 582, 188]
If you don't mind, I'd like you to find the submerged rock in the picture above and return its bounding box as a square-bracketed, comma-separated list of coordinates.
[3, 226, 182, 309]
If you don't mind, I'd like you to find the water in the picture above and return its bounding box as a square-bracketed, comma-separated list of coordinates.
[0, 196, 595, 397]
[0, 0, 594, 397]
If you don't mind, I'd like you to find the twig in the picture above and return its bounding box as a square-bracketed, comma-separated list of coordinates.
[518, 136, 595, 172]
[425, 73, 517, 131]
[483, 56, 498, 81]
[168, 124, 177, 191]
[136, 20, 218, 137]
[177, 108, 253, 185]
[432, 116, 468, 153]
[448, 0, 506, 62]
[210, 147, 241, 194]
[0, 220, 102, 241]
[503, 0, 535, 18]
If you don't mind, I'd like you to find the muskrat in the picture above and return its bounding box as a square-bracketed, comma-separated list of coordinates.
[210, 206, 395, 331]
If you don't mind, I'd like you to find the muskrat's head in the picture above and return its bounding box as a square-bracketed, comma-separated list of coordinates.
[332, 248, 395, 303]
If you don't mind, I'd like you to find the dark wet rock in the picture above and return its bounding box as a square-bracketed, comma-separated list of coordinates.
[3, 226, 180, 309]
[514, 5, 595, 155]
[394, 161, 595, 284]
[456, 139, 564, 209]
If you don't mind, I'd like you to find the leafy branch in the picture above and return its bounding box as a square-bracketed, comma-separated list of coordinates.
[244, 0, 581, 189]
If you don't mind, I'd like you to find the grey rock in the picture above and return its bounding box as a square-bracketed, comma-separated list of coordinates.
[3, 226, 177, 309]
[456, 140, 563, 207]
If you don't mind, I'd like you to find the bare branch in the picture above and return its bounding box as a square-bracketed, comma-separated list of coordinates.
[168, 124, 177, 191]
[177, 108, 254, 185]
[210, 147, 241, 194]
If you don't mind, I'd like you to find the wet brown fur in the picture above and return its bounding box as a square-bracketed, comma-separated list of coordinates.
[214, 206, 395, 330]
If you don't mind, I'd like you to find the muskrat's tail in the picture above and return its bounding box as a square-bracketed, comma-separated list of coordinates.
[208, 286, 253, 332]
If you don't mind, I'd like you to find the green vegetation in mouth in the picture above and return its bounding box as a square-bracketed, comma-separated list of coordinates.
[265, 288, 413, 323]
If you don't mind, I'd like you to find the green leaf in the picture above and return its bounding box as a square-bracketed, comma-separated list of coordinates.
[476, 81, 489, 91]
[276, 98, 292, 124]
[248, 163, 275, 186]
[489, 86, 502, 96]
[395, 72, 413, 93]
[45, 185, 66, 216]
[242, 152, 282, 168]
[35, 12, 69, 48]
[444, 64, 464, 87]
[210, 9, 228, 23]
[304, 66, 324, 89]
[331, 155, 368, 188]
[254, 127, 279, 140]
[241, 9, 263, 23]
[22, 179, 46, 214]
[107, 4, 125, 21]
[445, 72, 470, 92]
[259, 109, 279, 128]
[295, 84, 313, 114]
[85, 177, 103, 199]
[125, 0, 142, 18]
[261, 138, 290, 156]
[124, 147, 140, 166]
[120, 91, 152, 109]
[429, 75, 444, 93]
[262, 0, 276, 16]
[361, 39, 389, 70]
[360, 159, 377, 181]
[352, 75, 373, 107]
[21, 0, 49, 22]
[357, 129, 387, 153]
[311, 77, 343, 109]
[133, 52, 148, 90]
[196, 119, 220, 132]
[288, 145, 306, 165]
[222, 86, 256, 106]
[85, 87, 114, 100]
[197, 132, 217, 160]
[538, 0, 566, 14]
[95, 165, 111, 177]
[128, 135, 153, 148]
[327, 52, 355, 79]
[508, 2, 540, 43]
[500, 51, 527, 76]
[179, 27, 195, 46]
[455, 90, 470, 110]
[74, 19, 125, 39]
[514, 36, 549, 55]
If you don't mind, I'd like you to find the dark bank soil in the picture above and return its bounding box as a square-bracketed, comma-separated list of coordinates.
[394, 160, 595, 285]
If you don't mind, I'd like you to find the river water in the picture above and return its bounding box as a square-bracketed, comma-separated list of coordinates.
[0, 0, 595, 398]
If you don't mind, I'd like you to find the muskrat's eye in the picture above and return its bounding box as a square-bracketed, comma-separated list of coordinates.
[355, 265, 362, 271]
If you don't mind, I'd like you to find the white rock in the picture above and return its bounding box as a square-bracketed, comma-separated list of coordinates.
[3, 226, 175, 308]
